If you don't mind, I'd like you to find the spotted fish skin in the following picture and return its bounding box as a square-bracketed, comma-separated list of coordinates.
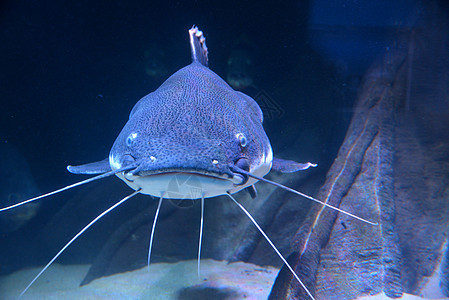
[67, 27, 315, 199]
[112, 62, 270, 174]
[109, 27, 272, 193]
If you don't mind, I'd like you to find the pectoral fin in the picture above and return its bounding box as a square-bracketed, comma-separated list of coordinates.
[271, 157, 317, 173]
[67, 158, 111, 174]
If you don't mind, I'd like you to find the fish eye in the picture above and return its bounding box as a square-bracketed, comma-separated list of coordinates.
[236, 133, 247, 147]
[126, 132, 138, 147]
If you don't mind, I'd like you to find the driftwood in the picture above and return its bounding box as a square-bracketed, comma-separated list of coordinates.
[270, 5, 449, 299]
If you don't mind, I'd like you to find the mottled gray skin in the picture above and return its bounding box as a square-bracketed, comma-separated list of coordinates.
[110, 60, 271, 181]
[67, 27, 312, 198]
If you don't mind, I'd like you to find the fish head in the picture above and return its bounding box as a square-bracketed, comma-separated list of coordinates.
[109, 64, 272, 199]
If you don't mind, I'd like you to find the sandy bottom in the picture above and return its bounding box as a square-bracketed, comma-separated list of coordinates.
[1, 260, 448, 300]
[0, 259, 278, 300]
[358, 294, 448, 300]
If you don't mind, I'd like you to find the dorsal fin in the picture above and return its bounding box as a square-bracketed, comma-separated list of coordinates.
[189, 26, 208, 67]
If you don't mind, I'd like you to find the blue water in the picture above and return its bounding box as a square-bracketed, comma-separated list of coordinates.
[1, 1, 448, 299]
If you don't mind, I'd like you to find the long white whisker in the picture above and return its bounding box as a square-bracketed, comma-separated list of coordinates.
[232, 167, 378, 226]
[147, 193, 163, 270]
[19, 189, 140, 298]
[226, 193, 316, 300]
[197, 194, 205, 279]
[0, 166, 136, 212]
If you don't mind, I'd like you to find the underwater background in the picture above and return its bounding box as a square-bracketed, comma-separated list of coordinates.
[1, 0, 449, 299]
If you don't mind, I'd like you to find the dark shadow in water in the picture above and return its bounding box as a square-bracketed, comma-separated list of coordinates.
[177, 285, 239, 300]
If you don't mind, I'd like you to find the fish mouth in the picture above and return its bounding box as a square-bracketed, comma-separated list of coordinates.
[109, 154, 270, 199]
[131, 168, 235, 180]
[116, 168, 247, 199]
[130, 169, 246, 185]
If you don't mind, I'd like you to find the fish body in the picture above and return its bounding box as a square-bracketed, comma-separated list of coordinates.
[110, 58, 272, 198]
[1, 27, 373, 300]
[70, 27, 287, 199]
